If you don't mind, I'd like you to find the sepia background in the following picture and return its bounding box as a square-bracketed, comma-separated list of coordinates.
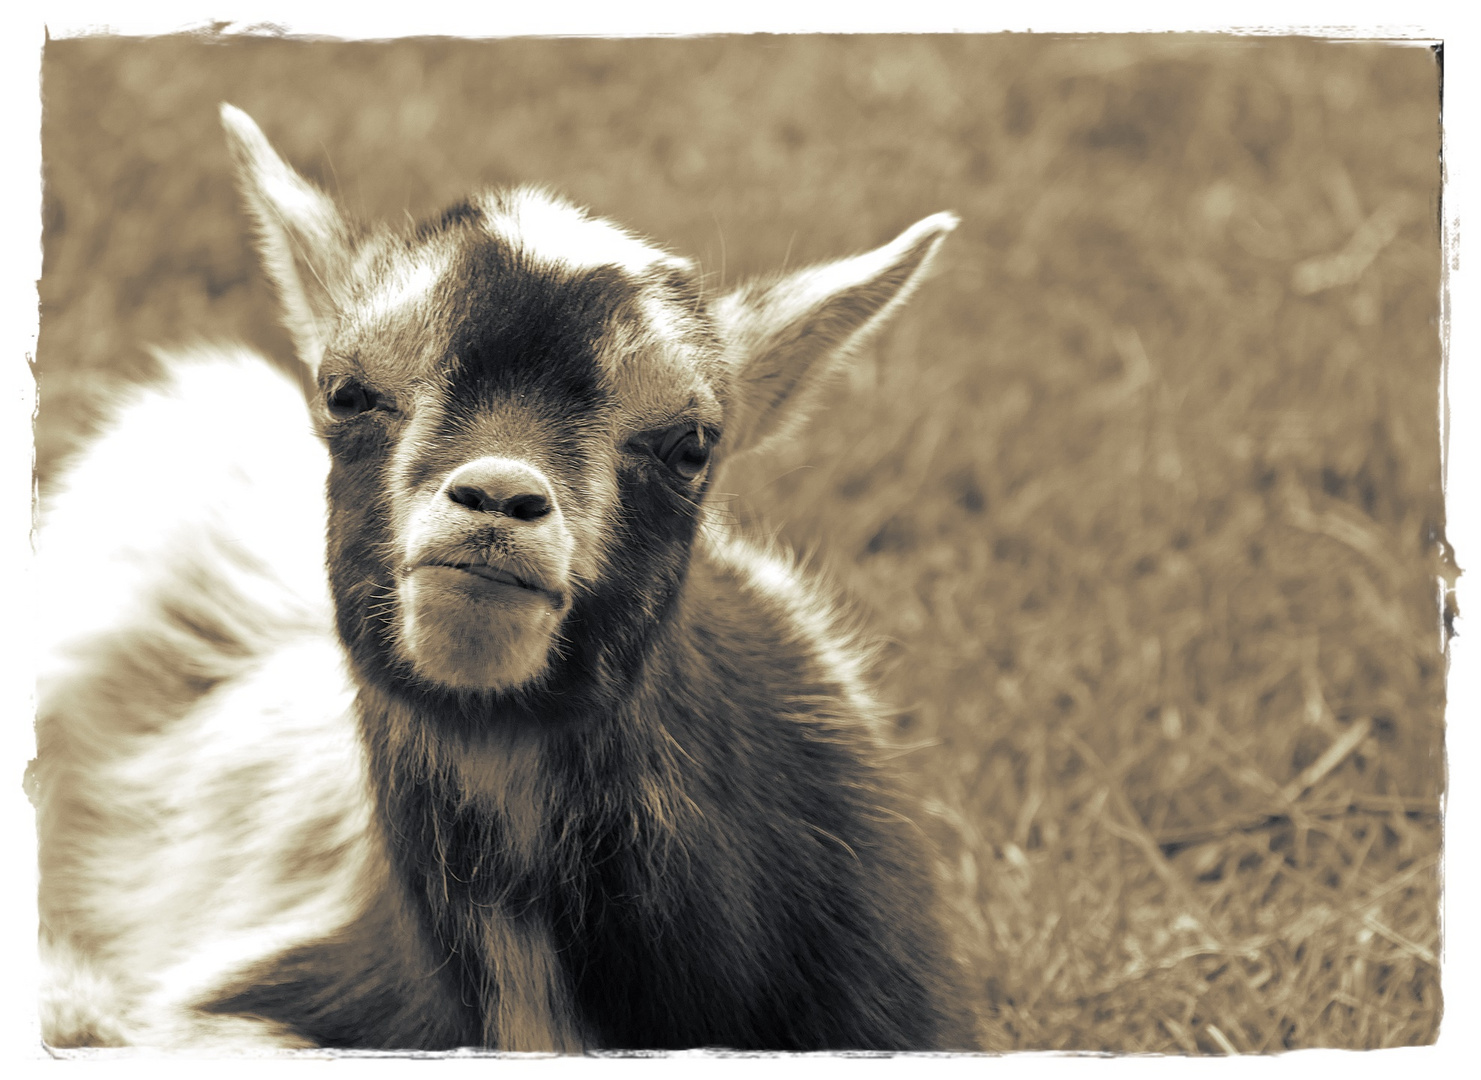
[36, 34, 1446, 1052]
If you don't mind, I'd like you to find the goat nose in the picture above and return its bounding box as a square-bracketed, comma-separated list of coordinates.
[444, 458, 556, 521]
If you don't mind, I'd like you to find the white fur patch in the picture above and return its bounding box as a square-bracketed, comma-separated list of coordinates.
[37, 346, 330, 699]
[480, 187, 689, 276]
[638, 290, 690, 344]
[41, 638, 376, 1049]
[358, 252, 449, 325]
[36, 347, 380, 1049]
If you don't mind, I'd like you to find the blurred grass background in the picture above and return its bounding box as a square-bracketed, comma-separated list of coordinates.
[36, 34, 1447, 1052]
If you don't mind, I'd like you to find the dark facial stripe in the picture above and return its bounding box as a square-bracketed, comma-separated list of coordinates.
[441, 243, 639, 420]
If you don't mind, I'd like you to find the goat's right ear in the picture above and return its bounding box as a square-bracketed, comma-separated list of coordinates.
[220, 104, 355, 375]
[712, 212, 958, 458]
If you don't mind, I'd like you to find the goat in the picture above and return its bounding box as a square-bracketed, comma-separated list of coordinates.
[34, 104, 970, 1052]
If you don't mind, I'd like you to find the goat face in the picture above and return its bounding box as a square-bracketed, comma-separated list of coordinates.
[222, 105, 956, 706]
[316, 197, 720, 696]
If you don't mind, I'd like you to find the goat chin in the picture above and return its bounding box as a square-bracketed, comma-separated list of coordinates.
[398, 566, 566, 691]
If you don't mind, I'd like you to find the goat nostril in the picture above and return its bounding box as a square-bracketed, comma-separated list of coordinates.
[447, 484, 490, 513]
[504, 494, 552, 521]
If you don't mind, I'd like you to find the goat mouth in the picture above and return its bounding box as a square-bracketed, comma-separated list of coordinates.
[414, 561, 566, 609]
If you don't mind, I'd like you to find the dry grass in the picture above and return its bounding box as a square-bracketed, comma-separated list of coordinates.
[35, 34, 1447, 1052]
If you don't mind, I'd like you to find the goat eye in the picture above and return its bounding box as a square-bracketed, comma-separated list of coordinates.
[326, 378, 376, 418]
[658, 427, 710, 481]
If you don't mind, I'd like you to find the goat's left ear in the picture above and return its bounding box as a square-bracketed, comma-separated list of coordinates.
[712, 212, 958, 457]
[220, 104, 358, 377]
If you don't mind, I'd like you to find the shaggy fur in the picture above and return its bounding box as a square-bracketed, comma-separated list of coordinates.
[34, 106, 972, 1051]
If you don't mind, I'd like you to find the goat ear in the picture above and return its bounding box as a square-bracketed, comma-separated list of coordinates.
[713, 212, 958, 457]
[220, 104, 356, 376]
